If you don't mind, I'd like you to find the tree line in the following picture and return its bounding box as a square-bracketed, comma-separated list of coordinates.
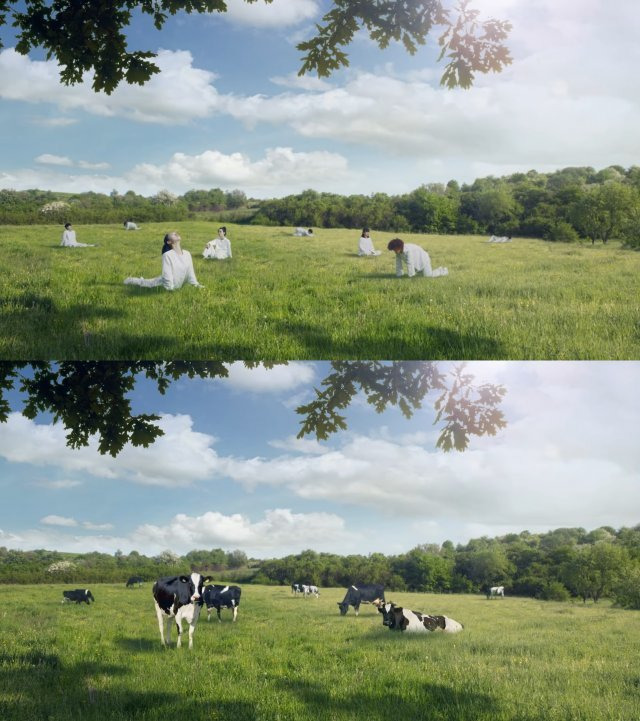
[1, 165, 639, 247]
[2, 524, 639, 609]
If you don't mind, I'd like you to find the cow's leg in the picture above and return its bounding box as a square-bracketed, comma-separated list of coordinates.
[206, 608, 211, 622]
[175, 615, 183, 648]
[155, 605, 168, 646]
[217, 607, 222, 623]
[232, 604, 238, 622]
[354, 603, 360, 617]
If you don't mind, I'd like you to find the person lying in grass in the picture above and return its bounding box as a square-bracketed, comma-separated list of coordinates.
[124, 231, 204, 290]
[387, 238, 448, 278]
[60, 222, 96, 248]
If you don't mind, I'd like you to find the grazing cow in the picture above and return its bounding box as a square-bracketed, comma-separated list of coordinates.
[302, 584, 319, 598]
[203, 584, 242, 622]
[152, 573, 211, 649]
[377, 602, 463, 633]
[487, 585, 505, 598]
[291, 582, 302, 595]
[62, 589, 95, 605]
[126, 576, 144, 588]
[337, 584, 385, 616]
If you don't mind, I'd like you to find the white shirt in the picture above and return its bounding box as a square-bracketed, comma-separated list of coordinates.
[396, 243, 448, 278]
[358, 235, 381, 256]
[161, 249, 200, 290]
[61, 229, 93, 247]
[202, 237, 232, 259]
[125, 222, 139, 230]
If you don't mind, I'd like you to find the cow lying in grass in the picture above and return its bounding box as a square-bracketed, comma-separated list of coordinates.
[377, 602, 463, 633]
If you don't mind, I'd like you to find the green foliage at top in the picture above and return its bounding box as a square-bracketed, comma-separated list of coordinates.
[3, 1, 510, 94]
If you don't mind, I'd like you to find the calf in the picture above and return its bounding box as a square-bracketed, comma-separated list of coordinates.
[377, 602, 463, 633]
[62, 589, 95, 605]
[152, 573, 211, 649]
[203, 584, 242, 622]
[126, 576, 144, 588]
[337, 584, 385, 616]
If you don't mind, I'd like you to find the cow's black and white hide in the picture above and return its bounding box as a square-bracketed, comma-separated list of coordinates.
[203, 584, 241, 622]
[152, 573, 211, 649]
[337, 584, 385, 616]
[126, 576, 144, 588]
[377, 602, 463, 633]
[62, 589, 95, 605]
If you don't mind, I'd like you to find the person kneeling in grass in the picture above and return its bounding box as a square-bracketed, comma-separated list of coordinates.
[60, 222, 96, 247]
[387, 238, 448, 278]
[124, 231, 204, 290]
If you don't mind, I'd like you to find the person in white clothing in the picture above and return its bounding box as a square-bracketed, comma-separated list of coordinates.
[124, 220, 140, 230]
[60, 222, 96, 247]
[293, 227, 314, 237]
[202, 226, 232, 259]
[124, 232, 203, 290]
[358, 227, 381, 256]
[387, 238, 448, 278]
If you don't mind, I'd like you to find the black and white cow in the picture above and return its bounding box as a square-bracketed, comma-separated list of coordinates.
[291, 582, 302, 595]
[377, 602, 463, 633]
[203, 584, 242, 622]
[337, 584, 385, 616]
[62, 589, 95, 604]
[303, 584, 319, 598]
[126, 576, 144, 588]
[487, 585, 505, 599]
[152, 573, 211, 649]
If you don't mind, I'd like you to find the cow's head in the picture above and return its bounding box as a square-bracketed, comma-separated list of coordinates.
[86, 590, 95, 603]
[181, 573, 211, 604]
[377, 601, 398, 628]
[337, 601, 349, 615]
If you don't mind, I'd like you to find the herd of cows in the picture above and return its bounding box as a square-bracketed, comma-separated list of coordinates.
[59, 573, 495, 649]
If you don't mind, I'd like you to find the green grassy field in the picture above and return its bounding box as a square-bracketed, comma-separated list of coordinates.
[1, 222, 638, 359]
[1, 583, 638, 721]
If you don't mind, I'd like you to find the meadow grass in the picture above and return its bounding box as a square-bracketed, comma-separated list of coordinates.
[0, 222, 638, 359]
[0, 583, 638, 721]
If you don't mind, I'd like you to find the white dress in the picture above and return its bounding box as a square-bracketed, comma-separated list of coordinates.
[124, 249, 201, 290]
[202, 237, 232, 259]
[396, 243, 448, 278]
[358, 235, 381, 256]
[60, 229, 94, 247]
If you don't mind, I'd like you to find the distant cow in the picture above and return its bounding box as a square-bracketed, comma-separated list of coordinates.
[377, 602, 463, 633]
[487, 586, 505, 598]
[291, 582, 302, 595]
[337, 584, 385, 616]
[126, 576, 144, 588]
[203, 584, 242, 622]
[303, 584, 319, 598]
[152, 573, 211, 649]
[62, 589, 95, 605]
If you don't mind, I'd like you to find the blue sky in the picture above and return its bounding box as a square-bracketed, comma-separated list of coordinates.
[1, 362, 638, 558]
[1, 0, 639, 198]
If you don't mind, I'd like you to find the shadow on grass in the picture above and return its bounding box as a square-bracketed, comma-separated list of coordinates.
[114, 637, 159, 653]
[273, 320, 504, 360]
[276, 677, 496, 721]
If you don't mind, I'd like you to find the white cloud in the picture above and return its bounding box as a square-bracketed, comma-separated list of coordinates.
[0, 48, 221, 125]
[35, 154, 73, 166]
[222, 0, 319, 28]
[268, 435, 329, 455]
[31, 116, 79, 127]
[41, 515, 77, 527]
[270, 73, 332, 92]
[0, 413, 221, 488]
[82, 521, 114, 531]
[223, 362, 317, 393]
[38, 479, 83, 489]
[77, 160, 111, 170]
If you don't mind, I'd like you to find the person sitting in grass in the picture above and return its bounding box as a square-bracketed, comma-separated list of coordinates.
[202, 226, 232, 259]
[124, 231, 203, 290]
[387, 238, 448, 278]
[60, 222, 96, 247]
[358, 227, 381, 256]
[124, 220, 140, 230]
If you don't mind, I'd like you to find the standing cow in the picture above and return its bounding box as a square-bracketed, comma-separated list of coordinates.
[62, 589, 95, 604]
[126, 576, 144, 588]
[377, 602, 463, 633]
[152, 573, 211, 649]
[337, 584, 385, 616]
[291, 582, 302, 595]
[487, 585, 505, 599]
[203, 584, 242, 622]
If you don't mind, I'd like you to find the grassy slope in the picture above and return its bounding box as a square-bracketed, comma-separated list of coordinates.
[1, 222, 638, 359]
[0, 583, 638, 721]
